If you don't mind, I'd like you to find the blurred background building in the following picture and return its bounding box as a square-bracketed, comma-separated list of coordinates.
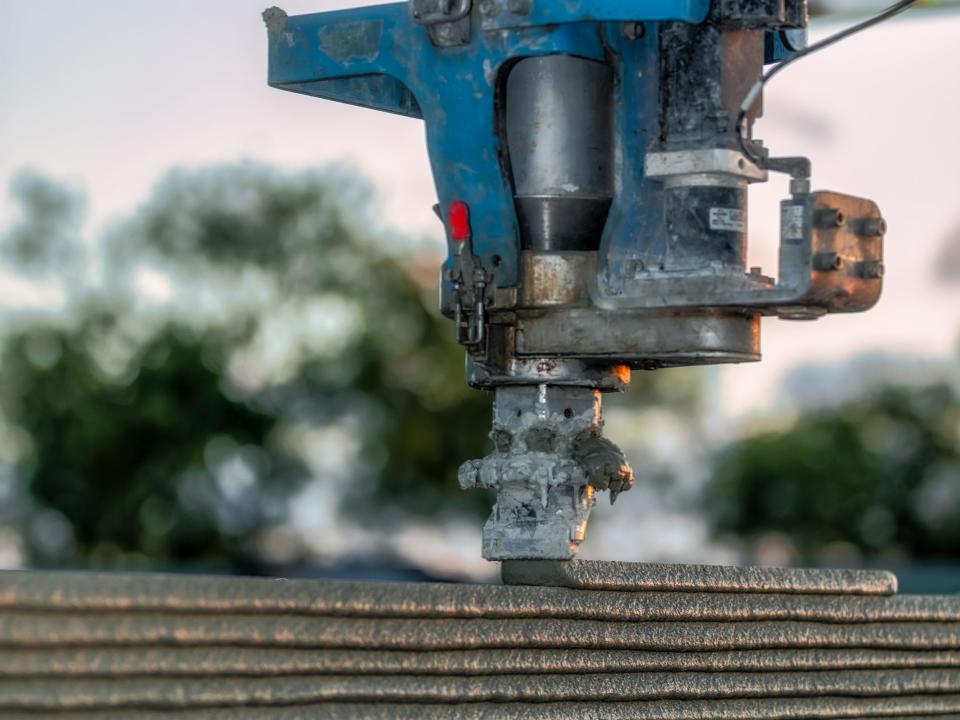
[0, 1, 957, 590]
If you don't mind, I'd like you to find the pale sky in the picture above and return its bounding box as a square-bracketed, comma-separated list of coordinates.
[1, 2, 957, 422]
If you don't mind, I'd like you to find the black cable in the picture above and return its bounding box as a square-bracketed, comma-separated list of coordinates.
[736, 0, 917, 166]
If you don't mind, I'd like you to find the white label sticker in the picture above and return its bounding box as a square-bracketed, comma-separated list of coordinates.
[782, 205, 805, 241]
[709, 207, 745, 232]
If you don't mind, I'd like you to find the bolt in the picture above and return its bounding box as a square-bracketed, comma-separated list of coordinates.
[624, 258, 645, 276]
[863, 260, 885, 279]
[776, 305, 827, 321]
[813, 252, 843, 272]
[478, 0, 499, 16]
[622, 21, 645, 40]
[507, 0, 530, 14]
[862, 217, 887, 237]
[816, 208, 845, 229]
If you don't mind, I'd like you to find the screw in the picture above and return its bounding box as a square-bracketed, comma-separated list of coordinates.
[507, 0, 530, 14]
[862, 217, 887, 237]
[776, 305, 827, 321]
[816, 208, 845, 229]
[622, 21, 645, 40]
[813, 252, 843, 272]
[863, 260, 885, 279]
[478, 0, 498, 15]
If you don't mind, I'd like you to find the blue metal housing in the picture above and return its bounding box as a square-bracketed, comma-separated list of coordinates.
[264, 2, 699, 289]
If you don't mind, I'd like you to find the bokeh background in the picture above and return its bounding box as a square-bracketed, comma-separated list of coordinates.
[1, 1, 958, 590]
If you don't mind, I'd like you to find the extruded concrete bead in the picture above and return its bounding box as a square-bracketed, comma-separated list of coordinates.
[501, 560, 899, 595]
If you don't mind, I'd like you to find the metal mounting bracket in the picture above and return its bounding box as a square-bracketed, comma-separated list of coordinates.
[411, 0, 472, 46]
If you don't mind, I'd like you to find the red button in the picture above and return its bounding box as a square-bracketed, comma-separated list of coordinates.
[448, 200, 471, 242]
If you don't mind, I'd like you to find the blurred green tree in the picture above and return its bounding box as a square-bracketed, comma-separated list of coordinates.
[1, 171, 85, 286]
[0, 164, 502, 568]
[102, 164, 495, 521]
[705, 383, 960, 560]
[0, 315, 304, 567]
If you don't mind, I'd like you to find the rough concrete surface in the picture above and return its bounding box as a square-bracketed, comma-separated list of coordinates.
[0, 565, 957, 717]
[501, 560, 899, 595]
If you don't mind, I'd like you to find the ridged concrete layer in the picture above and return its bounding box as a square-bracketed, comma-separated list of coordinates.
[0, 697, 959, 720]
[2, 613, 958, 650]
[0, 572, 952, 623]
[1, 670, 960, 709]
[502, 561, 899, 595]
[3, 647, 959, 677]
[0, 568, 956, 718]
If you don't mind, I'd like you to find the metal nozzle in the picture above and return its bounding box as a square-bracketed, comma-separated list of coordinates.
[459, 385, 633, 560]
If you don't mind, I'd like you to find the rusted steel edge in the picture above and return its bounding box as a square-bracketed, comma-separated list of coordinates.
[1, 614, 958, 651]
[0, 572, 953, 624]
[2, 670, 960, 709]
[0, 695, 959, 719]
[3, 647, 959, 678]
[501, 561, 898, 595]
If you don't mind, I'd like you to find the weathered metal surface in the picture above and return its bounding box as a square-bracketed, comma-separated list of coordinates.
[0, 568, 957, 717]
[266, 0, 886, 561]
[502, 560, 898, 595]
[459, 386, 635, 560]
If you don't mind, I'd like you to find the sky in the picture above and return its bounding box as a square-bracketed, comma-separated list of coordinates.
[1, 1, 958, 425]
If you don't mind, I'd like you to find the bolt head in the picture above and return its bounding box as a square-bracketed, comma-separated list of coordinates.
[776, 305, 827, 321]
[816, 208, 845, 229]
[863, 217, 887, 237]
[622, 21, 644, 40]
[813, 252, 843, 272]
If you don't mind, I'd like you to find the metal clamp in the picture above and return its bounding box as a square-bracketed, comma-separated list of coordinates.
[411, 0, 472, 23]
[645, 148, 768, 187]
[410, 0, 472, 46]
[446, 232, 491, 350]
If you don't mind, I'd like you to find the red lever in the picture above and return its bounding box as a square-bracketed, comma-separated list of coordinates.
[448, 200, 471, 242]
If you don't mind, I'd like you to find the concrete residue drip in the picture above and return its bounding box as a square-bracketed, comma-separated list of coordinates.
[459, 389, 634, 561]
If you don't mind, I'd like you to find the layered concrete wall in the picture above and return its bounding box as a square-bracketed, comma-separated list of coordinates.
[0, 564, 958, 717]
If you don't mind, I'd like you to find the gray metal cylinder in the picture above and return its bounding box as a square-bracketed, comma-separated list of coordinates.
[505, 55, 614, 252]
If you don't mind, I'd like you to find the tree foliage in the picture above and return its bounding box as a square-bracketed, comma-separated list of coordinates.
[104, 164, 495, 520]
[706, 383, 960, 560]
[1, 317, 303, 567]
[0, 164, 495, 568]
